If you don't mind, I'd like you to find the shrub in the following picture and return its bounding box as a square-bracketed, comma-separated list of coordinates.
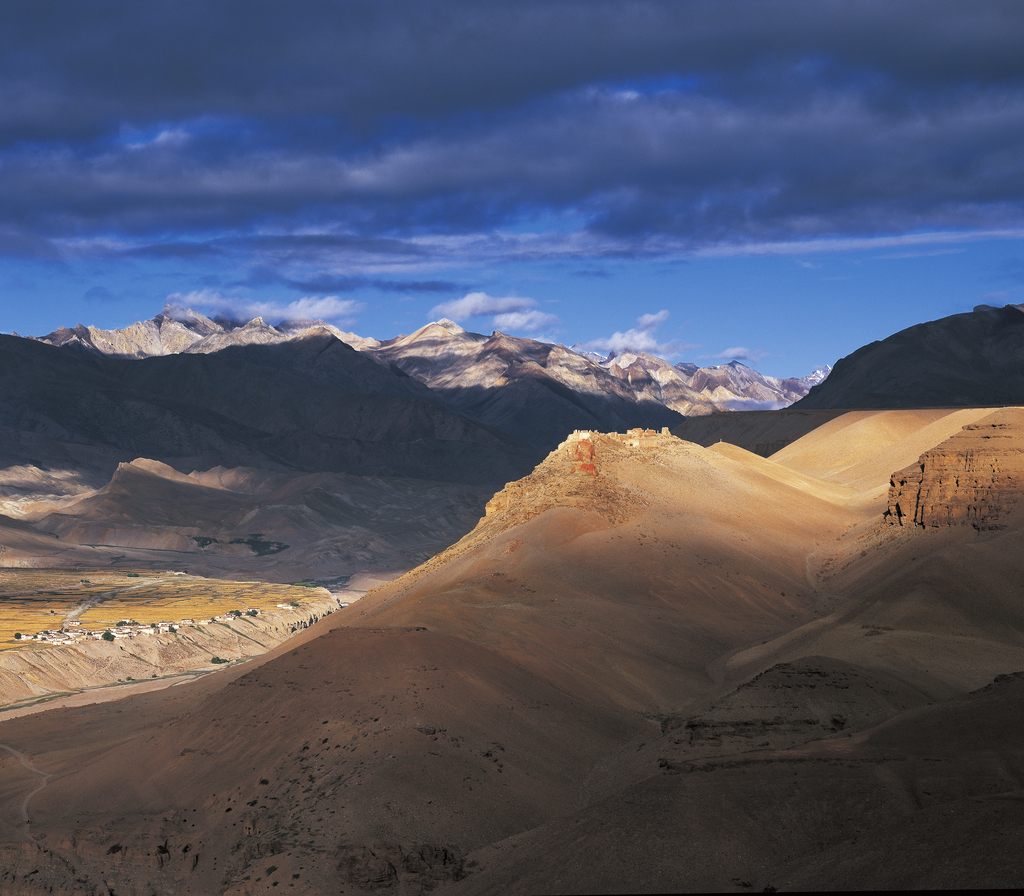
[211, 656, 229, 664]
[13, 632, 22, 640]
[126, 572, 139, 578]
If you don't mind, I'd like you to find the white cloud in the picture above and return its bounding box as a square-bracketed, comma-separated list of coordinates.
[585, 328, 665, 355]
[493, 309, 560, 332]
[126, 127, 191, 151]
[428, 291, 559, 335]
[429, 291, 534, 320]
[581, 309, 682, 356]
[636, 310, 669, 329]
[709, 346, 768, 363]
[166, 289, 364, 325]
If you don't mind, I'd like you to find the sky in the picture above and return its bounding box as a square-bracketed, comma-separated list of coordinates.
[2, 1, 1023, 378]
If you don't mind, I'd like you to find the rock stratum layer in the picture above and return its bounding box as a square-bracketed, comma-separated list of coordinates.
[887, 408, 1024, 529]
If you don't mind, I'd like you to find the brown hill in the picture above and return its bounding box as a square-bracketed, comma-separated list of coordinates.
[795, 303, 1024, 409]
[16, 458, 487, 582]
[1, 410, 1024, 893]
[671, 406, 849, 456]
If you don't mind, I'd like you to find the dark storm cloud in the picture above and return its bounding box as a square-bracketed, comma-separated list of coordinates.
[1, 1, 1023, 260]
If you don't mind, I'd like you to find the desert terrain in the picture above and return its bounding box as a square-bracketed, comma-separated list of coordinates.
[0, 405, 1022, 893]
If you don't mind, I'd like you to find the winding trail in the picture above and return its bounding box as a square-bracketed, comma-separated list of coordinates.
[0, 743, 50, 837]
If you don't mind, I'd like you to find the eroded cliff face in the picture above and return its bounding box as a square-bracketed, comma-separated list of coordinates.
[887, 408, 1024, 529]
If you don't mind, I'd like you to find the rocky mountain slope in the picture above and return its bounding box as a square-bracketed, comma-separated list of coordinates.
[370, 319, 683, 446]
[795, 303, 1024, 409]
[0, 332, 532, 580]
[34, 304, 366, 360]
[1, 331, 527, 486]
[602, 350, 829, 415]
[2, 408, 1023, 892]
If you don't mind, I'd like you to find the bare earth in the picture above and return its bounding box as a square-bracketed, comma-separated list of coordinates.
[0, 409, 1023, 893]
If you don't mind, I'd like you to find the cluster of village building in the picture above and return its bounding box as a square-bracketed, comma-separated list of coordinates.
[24, 608, 263, 645]
[566, 427, 673, 449]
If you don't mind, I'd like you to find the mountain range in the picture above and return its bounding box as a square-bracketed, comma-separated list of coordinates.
[34, 304, 831, 417]
[1, 303, 1023, 892]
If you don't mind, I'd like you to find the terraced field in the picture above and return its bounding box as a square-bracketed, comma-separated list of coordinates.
[0, 569, 320, 648]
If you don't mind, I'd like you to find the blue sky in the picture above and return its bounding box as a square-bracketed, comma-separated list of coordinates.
[2, 1, 1023, 378]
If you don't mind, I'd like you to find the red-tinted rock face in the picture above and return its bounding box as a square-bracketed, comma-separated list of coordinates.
[887, 408, 1024, 529]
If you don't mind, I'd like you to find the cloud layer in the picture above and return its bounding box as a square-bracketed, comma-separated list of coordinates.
[166, 290, 364, 326]
[1, 2, 1022, 287]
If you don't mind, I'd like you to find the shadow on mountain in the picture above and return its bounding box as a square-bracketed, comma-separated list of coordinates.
[796, 304, 1024, 409]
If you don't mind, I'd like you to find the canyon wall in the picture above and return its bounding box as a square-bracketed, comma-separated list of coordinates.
[887, 408, 1024, 529]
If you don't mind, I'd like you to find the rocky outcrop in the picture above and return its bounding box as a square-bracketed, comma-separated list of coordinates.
[886, 408, 1024, 529]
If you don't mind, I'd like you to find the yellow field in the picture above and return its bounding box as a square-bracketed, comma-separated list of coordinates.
[0, 569, 319, 649]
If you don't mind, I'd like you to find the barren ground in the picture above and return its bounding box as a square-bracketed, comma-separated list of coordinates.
[0, 409, 1022, 893]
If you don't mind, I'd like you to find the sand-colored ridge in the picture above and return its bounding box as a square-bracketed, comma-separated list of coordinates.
[771, 407, 997, 497]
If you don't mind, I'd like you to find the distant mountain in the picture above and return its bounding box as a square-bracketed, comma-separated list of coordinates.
[794, 304, 1024, 409]
[34, 303, 370, 359]
[0, 331, 532, 487]
[35, 307, 828, 420]
[595, 350, 831, 415]
[679, 359, 830, 411]
[369, 319, 683, 447]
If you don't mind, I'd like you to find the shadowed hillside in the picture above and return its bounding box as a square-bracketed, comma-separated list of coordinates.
[795, 304, 1024, 409]
[0, 332, 534, 487]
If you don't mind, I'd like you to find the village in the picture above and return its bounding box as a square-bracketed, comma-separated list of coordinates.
[21, 607, 264, 646]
